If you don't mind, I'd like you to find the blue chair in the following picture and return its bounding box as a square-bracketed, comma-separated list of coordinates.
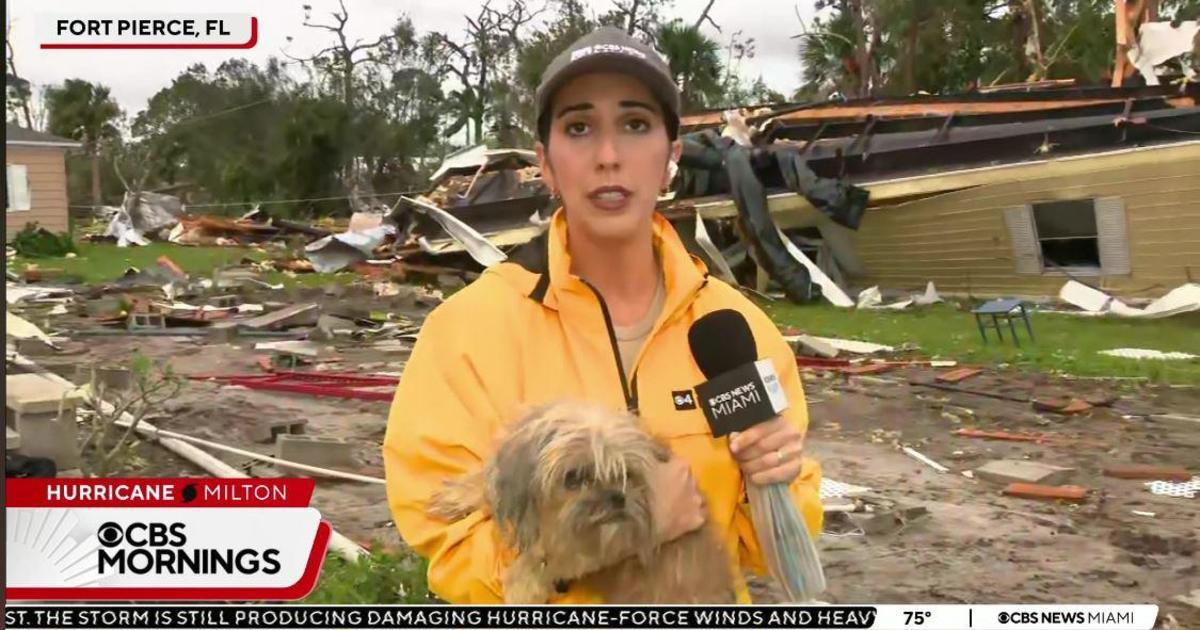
[972, 298, 1034, 347]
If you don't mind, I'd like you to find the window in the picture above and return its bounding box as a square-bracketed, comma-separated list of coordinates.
[1032, 199, 1099, 269]
[1004, 197, 1130, 276]
[6, 164, 31, 211]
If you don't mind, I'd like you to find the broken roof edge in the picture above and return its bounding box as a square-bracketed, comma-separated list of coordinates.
[679, 84, 1200, 129]
[429, 145, 539, 182]
[678, 139, 1200, 221]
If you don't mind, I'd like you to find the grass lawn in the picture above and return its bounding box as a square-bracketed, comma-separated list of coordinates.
[9, 242, 356, 288]
[763, 301, 1200, 385]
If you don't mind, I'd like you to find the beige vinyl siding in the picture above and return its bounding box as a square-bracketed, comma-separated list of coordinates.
[5, 144, 71, 238]
[850, 149, 1200, 299]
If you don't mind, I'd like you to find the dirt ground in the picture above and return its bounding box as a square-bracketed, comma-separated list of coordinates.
[800, 368, 1199, 627]
[16, 285, 1198, 626]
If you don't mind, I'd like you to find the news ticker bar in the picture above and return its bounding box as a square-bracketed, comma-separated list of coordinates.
[4, 605, 1160, 629]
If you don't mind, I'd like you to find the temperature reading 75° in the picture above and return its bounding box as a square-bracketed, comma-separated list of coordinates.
[903, 611, 931, 625]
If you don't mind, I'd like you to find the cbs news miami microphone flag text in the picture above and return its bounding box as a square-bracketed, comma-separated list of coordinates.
[5, 478, 330, 600]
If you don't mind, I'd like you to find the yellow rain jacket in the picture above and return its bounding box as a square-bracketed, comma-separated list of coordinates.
[384, 210, 823, 604]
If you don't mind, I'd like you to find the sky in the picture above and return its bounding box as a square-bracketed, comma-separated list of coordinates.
[7, 0, 818, 119]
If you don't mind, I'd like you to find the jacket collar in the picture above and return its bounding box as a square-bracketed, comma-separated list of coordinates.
[524, 208, 708, 316]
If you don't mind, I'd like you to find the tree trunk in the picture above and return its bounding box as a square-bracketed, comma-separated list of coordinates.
[903, 18, 919, 95]
[91, 148, 102, 207]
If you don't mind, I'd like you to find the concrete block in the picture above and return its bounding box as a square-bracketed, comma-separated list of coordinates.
[207, 321, 239, 343]
[975, 459, 1075, 486]
[250, 418, 308, 444]
[10, 408, 80, 469]
[15, 338, 57, 356]
[790, 334, 839, 359]
[275, 434, 355, 473]
[127, 313, 166, 330]
[207, 294, 241, 309]
[7, 373, 83, 414]
[74, 366, 133, 391]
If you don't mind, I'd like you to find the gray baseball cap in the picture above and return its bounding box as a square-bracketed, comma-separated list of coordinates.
[536, 26, 681, 139]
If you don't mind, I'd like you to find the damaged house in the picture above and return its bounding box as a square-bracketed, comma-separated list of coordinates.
[673, 82, 1200, 300]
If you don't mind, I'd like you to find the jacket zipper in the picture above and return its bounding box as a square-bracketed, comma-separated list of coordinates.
[580, 280, 639, 414]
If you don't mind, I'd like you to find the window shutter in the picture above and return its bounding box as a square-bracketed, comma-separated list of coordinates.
[6, 165, 31, 211]
[1004, 205, 1041, 274]
[1095, 196, 1131, 275]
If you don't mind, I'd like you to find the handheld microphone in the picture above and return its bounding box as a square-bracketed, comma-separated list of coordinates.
[687, 309, 788, 437]
[687, 308, 827, 603]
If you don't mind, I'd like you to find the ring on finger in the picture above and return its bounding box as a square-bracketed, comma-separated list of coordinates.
[775, 448, 784, 464]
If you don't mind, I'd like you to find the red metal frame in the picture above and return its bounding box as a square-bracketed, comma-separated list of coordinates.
[189, 370, 398, 401]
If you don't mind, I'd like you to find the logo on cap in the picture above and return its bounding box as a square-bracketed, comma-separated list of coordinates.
[570, 44, 648, 63]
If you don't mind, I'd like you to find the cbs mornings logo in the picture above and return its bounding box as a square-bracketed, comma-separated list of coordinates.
[96, 520, 281, 576]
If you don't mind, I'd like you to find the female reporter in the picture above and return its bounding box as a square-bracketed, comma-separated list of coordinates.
[383, 26, 822, 604]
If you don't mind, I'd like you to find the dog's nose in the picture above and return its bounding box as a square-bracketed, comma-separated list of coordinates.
[606, 491, 625, 509]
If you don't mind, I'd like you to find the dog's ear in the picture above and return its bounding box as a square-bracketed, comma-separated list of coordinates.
[487, 429, 544, 553]
[650, 436, 673, 463]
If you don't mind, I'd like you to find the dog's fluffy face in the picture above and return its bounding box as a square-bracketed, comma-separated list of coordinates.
[487, 402, 668, 572]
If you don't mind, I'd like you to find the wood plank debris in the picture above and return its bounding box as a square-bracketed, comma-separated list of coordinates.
[936, 368, 983, 383]
[1002, 483, 1089, 502]
[1102, 465, 1193, 481]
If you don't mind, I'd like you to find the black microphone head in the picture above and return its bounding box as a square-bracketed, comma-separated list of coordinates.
[688, 309, 758, 379]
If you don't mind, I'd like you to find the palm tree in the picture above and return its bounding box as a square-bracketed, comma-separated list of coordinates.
[655, 21, 723, 112]
[45, 79, 121, 208]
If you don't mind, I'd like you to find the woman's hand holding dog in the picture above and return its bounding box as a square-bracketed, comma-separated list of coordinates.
[729, 417, 805, 485]
[649, 455, 708, 544]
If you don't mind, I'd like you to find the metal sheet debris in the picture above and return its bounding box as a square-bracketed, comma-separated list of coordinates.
[819, 478, 873, 501]
[403, 196, 507, 267]
[1058, 281, 1200, 318]
[1145, 477, 1200, 499]
[6, 310, 56, 344]
[1100, 348, 1198, 361]
[1129, 21, 1200, 86]
[810, 336, 895, 354]
[777, 226, 854, 307]
[305, 224, 397, 274]
[903, 446, 950, 473]
[694, 213, 737, 284]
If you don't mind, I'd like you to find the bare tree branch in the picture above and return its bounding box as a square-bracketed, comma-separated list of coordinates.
[693, 0, 721, 32]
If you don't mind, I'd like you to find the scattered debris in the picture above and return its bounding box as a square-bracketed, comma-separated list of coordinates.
[305, 224, 398, 273]
[855, 282, 941, 310]
[190, 370, 398, 402]
[238, 304, 320, 331]
[1057, 281, 1200, 319]
[1002, 483, 1089, 503]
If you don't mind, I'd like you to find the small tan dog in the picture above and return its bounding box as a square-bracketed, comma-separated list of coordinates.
[428, 400, 737, 604]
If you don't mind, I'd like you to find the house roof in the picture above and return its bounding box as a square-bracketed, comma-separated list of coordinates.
[5, 123, 82, 148]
